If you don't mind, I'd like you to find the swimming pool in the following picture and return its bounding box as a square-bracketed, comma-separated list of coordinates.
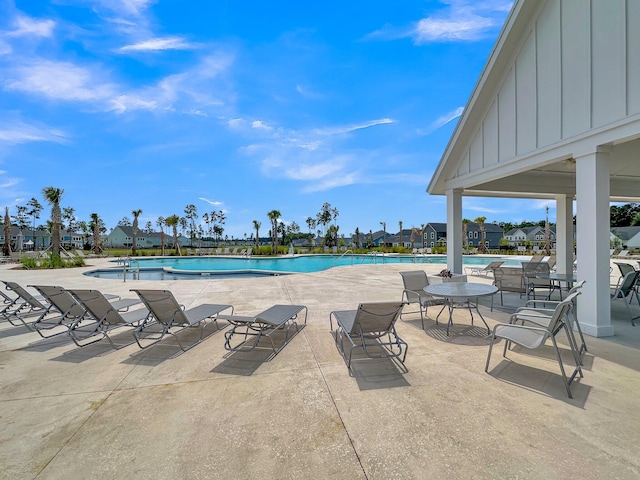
[84, 254, 523, 280]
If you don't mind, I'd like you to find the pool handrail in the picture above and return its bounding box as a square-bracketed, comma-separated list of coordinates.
[330, 249, 354, 268]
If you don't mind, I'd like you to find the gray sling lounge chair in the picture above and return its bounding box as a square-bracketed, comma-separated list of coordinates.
[485, 293, 582, 398]
[464, 260, 504, 277]
[399, 271, 445, 329]
[66, 289, 148, 349]
[0, 281, 48, 330]
[330, 302, 407, 370]
[219, 304, 307, 360]
[28, 285, 120, 339]
[130, 289, 234, 351]
[1, 287, 15, 305]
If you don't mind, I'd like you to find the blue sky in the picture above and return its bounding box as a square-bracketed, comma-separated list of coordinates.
[0, 0, 557, 240]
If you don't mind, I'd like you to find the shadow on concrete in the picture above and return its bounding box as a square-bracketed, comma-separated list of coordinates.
[487, 359, 590, 407]
[124, 322, 226, 365]
[49, 330, 137, 362]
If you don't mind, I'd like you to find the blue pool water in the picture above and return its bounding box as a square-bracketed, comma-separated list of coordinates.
[84, 254, 523, 280]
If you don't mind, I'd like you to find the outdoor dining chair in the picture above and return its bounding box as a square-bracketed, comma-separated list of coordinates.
[485, 293, 582, 399]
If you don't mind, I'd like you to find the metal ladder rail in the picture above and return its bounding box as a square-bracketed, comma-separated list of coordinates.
[329, 249, 354, 268]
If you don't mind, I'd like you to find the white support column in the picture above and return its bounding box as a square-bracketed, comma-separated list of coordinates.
[446, 189, 463, 274]
[555, 194, 574, 275]
[575, 148, 613, 337]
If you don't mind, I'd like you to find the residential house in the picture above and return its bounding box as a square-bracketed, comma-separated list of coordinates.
[371, 230, 389, 247]
[389, 229, 415, 248]
[107, 226, 163, 249]
[504, 226, 556, 248]
[610, 226, 640, 249]
[465, 223, 504, 249]
[423, 223, 447, 249]
[0, 226, 23, 251]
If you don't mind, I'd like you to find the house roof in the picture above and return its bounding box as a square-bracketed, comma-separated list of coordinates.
[466, 223, 503, 233]
[611, 226, 640, 241]
[110, 226, 162, 238]
[426, 222, 447, 232]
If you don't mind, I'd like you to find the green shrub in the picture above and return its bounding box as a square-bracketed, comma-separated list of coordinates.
[19, 253, 85, 270]
[21, 257, 38, 269]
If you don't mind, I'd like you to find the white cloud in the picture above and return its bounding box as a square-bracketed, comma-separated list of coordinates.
[284, 160, 347, 181]
[0, 177, 20, 189]
[366, 0, 512, 44]
[418, 106, 464, 135]
[412, 1, 513, 43]
[199, 197, 222, 206]
[313, 118, 394, 136]
[94, 0, 154, 18]
[302, 172, 360, 193]
[228, 118, 244, 128]
[119, 36, 197, 52]
[252, 120, 273, 131]
[0, 121, 68, 145]
[8, 15, 55, 38]
[414, 15, 494, 43]
[3, 50, 233, 115]
[4, 60, 115, 102]
[466, 205, 506, 214]
[109, 94, 161, 113]
[296, 84, 324, 99]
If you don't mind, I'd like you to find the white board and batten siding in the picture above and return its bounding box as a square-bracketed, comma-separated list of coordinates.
[455, 0, 640, 180]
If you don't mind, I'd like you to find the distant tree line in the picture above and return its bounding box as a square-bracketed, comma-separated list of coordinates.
[610, 203, 640, 227]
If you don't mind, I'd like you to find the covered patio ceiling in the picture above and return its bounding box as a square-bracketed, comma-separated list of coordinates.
[452, 135, 640, 202]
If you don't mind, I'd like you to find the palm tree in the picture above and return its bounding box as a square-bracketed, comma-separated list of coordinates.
[462, 218, 471, 251]
[3, 206, 11, 256]
[77, 220, 89, 249]
[42, 186, 63, 257]
[27, 197, 42, 250]
[410, 226, 421, 251]
[253, 220, 261, 249]
[398, 220, 403, 248]
[131, 209, 142, 255]
[267, 210, 281, 254]
[379, 221, 386, 249]
[331, 206, 339, 227]
[474, 216, 487, 253]
[90, 213, 101, 254]
[305, 217, 316, 246]
[165, 215, 180, 255]
[156, 216, 166, 256]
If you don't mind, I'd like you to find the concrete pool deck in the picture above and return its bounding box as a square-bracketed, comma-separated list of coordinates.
[1, 258, 639, 479]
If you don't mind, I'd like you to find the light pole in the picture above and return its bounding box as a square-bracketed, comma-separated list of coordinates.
[380, 221, 386, 249]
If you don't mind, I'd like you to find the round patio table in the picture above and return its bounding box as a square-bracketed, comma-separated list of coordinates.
[536, 273, 578, 299]
[424, 282, 498, 335]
